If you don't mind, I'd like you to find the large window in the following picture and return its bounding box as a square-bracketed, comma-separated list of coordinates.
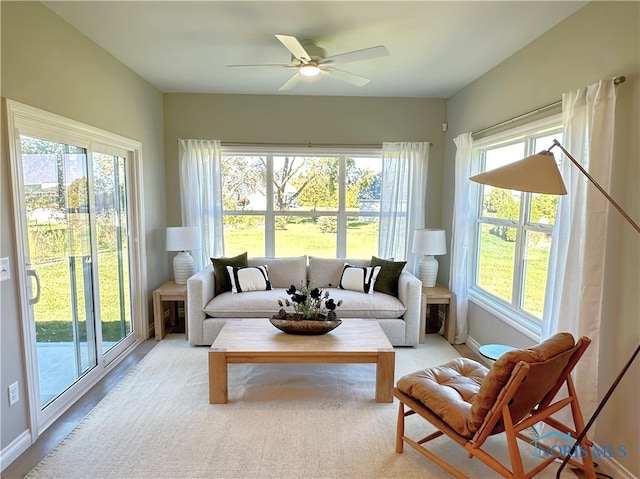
[471, 118, 563, 331]
[221, 148, 382, 258]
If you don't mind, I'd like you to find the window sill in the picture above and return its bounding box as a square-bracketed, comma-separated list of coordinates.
[468, 289, 542, 342]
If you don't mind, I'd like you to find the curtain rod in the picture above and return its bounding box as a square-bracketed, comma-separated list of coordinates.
[178, 140, 433, 148]
[472, 75, 626, 138]
[220, 142, 384, 149]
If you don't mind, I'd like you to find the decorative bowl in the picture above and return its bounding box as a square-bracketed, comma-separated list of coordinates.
[269, 317, 342, 335]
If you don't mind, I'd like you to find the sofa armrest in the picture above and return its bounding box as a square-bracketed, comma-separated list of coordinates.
[187, 264, 215, 345]
[397, 270, 422, 346]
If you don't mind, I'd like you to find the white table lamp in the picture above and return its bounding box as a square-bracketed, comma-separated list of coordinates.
[166, 226, 199, 284]
[412, 229, 446, 287]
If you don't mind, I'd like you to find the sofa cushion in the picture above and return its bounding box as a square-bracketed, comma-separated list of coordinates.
[248, 256, 306, 289]
[322, 288, 405, 319]
[227, 265, 272, 293]
[308, 257, 370, 289]
[339, 264, 381, 294]
[211, 252, 248, 296]
[203, 289, 286, 317]
[371, 256, 407, 297]
[203, 287, 406, 320]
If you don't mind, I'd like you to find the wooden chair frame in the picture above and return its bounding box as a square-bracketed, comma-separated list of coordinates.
[394, 337, 597, 479]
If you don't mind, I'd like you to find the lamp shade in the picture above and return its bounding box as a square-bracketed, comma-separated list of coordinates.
[412, 229, 447, 256]
[412, 229, 446, 287]
[469, 151, 567, 195]
[166, 226, 198, 252]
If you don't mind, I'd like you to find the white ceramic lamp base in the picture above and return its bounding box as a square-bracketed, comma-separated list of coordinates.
[173, 251, 194, 284]
[417, 255, 439, 287]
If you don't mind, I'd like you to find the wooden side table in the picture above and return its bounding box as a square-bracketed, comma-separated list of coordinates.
[153, 281, 188, 341]
[420, 284, 456, 344]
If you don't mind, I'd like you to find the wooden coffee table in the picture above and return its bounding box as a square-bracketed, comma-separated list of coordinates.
[208, 318, 395, 404]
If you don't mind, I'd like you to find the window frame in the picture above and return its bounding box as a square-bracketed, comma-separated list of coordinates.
[220, 146, 382, 258]
[469, 115, 563, 337]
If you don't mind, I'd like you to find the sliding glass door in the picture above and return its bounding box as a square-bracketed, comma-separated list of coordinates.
[6, 99, 147, 436]
[19, 135, 134, 410]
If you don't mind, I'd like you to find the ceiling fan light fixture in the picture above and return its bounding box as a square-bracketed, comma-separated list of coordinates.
[299, 63, 321, 77]
[229, 35, 386, 90]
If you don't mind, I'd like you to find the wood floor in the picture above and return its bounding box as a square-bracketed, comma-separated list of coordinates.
[2, 336, 480, 478]
[452, 342, 483, 362]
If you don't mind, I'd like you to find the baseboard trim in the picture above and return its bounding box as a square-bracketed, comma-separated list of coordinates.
[590, 449, 636, 479]
[464, 335, 494, 366]
[0, 429, 32, 472]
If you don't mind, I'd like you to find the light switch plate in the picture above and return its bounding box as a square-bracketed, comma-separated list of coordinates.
[0, 257, 10, 281]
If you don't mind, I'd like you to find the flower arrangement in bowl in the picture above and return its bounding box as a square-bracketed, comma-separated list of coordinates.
[270, 284, 343, 335]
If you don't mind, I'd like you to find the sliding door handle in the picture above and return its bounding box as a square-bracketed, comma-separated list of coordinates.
[27, 267, 41, 305]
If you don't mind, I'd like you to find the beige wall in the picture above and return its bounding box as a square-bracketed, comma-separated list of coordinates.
[163, 94, 447, 228]
[444, 2, 639, 476]
[1, 1, 166, 456]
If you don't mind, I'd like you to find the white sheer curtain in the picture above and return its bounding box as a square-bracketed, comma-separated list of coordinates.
[542, 78, 618, 419]
[178, 139, 225, 272]
[378, 142, 429, 271]
[449, 133, 473, 344]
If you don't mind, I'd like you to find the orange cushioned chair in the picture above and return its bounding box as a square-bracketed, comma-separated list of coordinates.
[393, 332, 596, 479]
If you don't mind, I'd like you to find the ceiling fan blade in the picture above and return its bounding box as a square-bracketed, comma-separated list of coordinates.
[323, 45, 389, 65]
[226, 63, 297, 68]
[275, 34, 312, 63]
[325, 68, 370, 87]
[279, 73, 303, 91]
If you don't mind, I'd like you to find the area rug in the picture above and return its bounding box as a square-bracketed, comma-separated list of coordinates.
[27, 334, 564, 478]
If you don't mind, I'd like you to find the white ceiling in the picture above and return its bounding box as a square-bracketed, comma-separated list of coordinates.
[43, 1, 587, 98]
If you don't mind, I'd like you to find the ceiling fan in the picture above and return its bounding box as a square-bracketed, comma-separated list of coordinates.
[226, 34, 389, 90]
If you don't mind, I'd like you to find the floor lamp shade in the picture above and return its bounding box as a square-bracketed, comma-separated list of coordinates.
[166, 226, 199, 284]
[412, 229, 446, 287]
[469, 151, 567, 195]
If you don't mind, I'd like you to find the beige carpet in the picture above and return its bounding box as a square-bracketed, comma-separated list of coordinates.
[27, 334, 568, 478]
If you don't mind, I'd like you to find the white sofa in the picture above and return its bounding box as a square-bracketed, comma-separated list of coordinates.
[187, 256, 422, 346]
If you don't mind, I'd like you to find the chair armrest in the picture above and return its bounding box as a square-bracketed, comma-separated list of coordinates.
[398, 271, 422, 346]
[187, 265, 215, 345]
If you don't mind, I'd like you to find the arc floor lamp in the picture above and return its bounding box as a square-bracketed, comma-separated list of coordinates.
[470, 138, 639, 478]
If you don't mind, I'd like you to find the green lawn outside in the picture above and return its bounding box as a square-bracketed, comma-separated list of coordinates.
[477, 226, 549, 317]
[35, 319, 131, 343]
[34, 249, 131, 342]
[225, 217, 379, 258]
